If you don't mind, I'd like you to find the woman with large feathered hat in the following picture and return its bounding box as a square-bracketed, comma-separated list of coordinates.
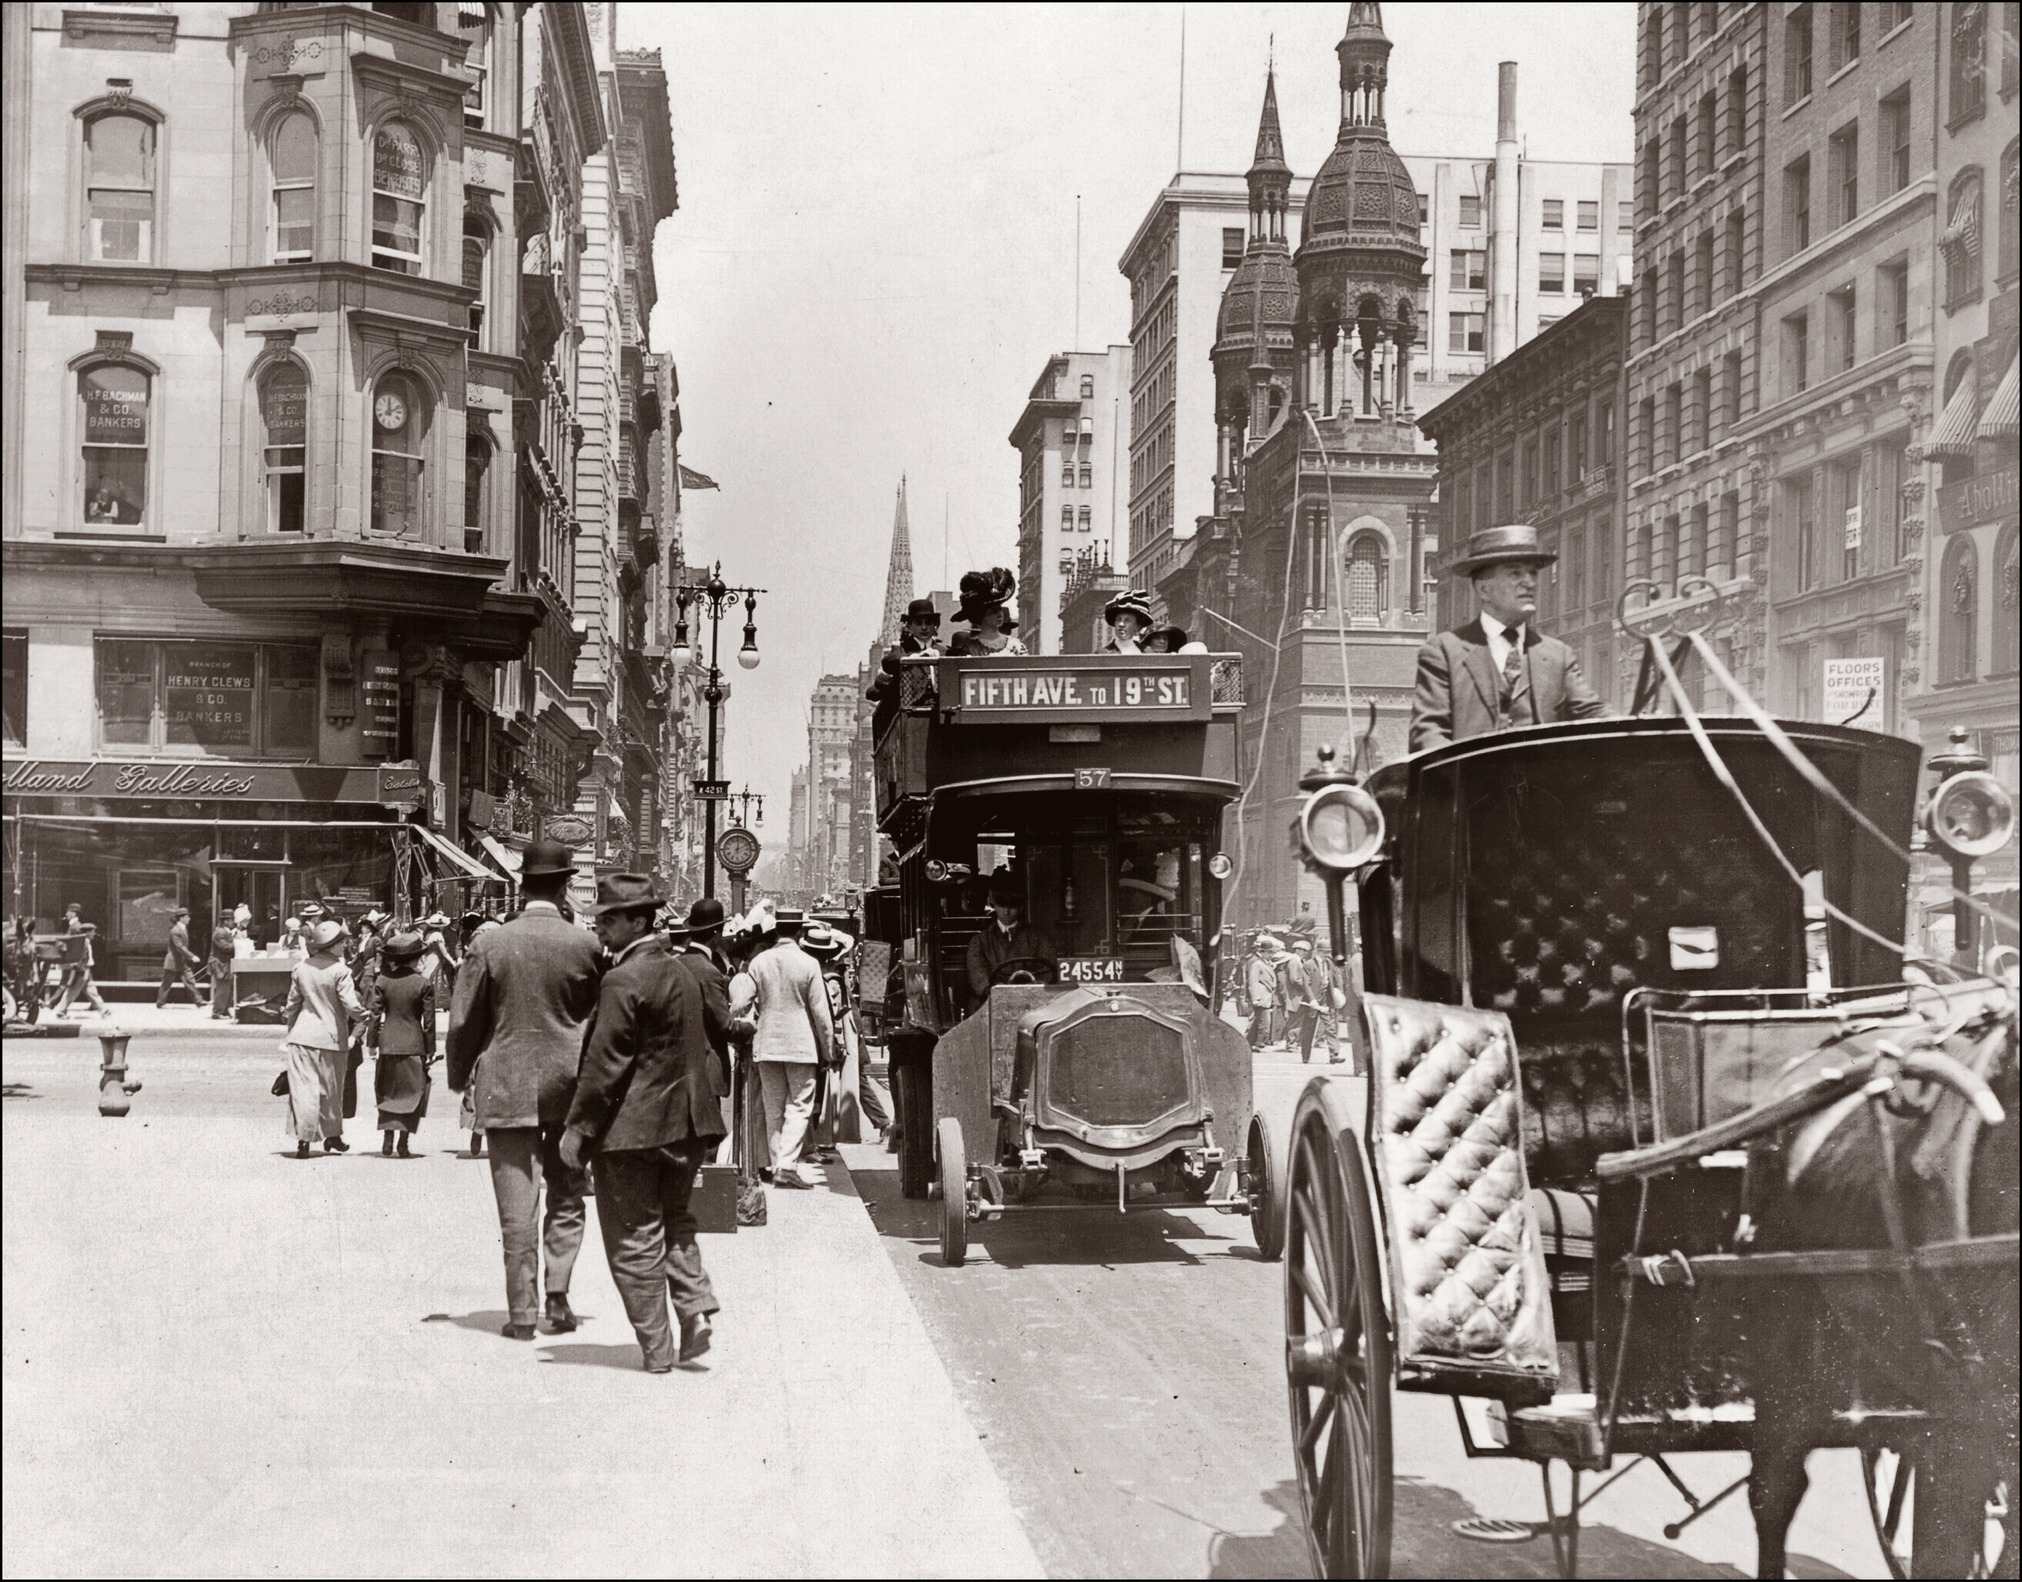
[947, 567, 1028, 656]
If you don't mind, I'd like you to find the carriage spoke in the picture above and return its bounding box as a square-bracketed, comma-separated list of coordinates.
[1299, 1384, 1337, 1457]
[1292, 1256, 1339, 1333]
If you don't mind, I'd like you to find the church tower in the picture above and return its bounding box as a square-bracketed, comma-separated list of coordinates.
[1294, 2, 1426, 423]
[877, 476, 915, 646]
[1212, 69, 1301, 502]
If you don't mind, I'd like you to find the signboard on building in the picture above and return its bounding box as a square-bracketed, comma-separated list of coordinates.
[1843, 504, 1862, 551]
[943, 656, 1213, 725]
[163, 643, 256, 748]
[692, 778, 730, 800]
[1823, 657, 1886, 727]
[1937, 467, 2019, 535]
[542, 815, 593, 846]
[359, 650, 400, 759]
[0, 755, 420, 805]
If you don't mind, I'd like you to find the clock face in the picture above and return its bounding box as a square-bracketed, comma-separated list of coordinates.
[374, 392, 408, 431]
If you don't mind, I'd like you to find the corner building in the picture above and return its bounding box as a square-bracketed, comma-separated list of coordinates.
[0, 4, 612, 970]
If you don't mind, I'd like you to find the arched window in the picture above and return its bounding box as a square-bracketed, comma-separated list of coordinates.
[370, 373, 428, 536]
[371, 122, 424, 274]
[85, 111, 156, 263]
[464, 434, 490, 554]
[270, 111, 316, 263]
[259, 364, 307, 533]
[1346, 532, 1388, 623]
[1949, 0, 1987, 123]
[1995, 523, 2019, 677]
[1940, 535, 1978, 684]
[79, 362, 150, 528]
[1942, 168, 1983, 308]
[462, 212, 489, 337]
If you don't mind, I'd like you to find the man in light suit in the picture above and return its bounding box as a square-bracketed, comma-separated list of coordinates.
[743, 906, 833, 1190]
[447, 838, 603, 1340]
[1409, 523, 1607, 754]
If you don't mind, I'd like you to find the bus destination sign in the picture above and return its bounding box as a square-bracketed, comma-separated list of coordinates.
[946, 656, 1212, 724]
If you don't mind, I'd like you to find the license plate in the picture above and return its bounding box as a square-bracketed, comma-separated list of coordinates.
[1059, 955, 1123, 983]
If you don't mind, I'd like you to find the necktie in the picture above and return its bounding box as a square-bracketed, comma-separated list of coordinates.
[1501, 630, 1523, 696]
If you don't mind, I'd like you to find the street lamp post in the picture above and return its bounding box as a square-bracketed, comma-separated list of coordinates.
[730, 784, 765, 829]
[671, 562, 763, 901]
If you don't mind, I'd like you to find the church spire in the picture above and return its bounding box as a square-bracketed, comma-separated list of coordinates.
[878, 476, 915, 646]
[1246, 66, 1293, 250]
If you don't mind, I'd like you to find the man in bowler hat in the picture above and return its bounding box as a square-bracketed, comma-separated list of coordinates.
[867, 597, 945, 737]
[1409, 523, 1606, 753]
[447, 838, 603, 1340]
[562, 874, 728, 1370]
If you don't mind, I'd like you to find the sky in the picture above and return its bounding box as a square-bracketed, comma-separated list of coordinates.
[626, 1, 1639, 827]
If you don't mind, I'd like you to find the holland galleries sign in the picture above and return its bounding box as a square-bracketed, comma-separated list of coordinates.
[1, 757, 422, 805]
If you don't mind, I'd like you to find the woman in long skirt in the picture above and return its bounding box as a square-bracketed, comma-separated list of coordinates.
[369, 931, 434, 1157]
[282, 919, 366, 1159]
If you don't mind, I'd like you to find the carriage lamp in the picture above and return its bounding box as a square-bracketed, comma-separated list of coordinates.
[1208, 853, 1233, 880]
[1297, 779, 1386, 875]
[1923, 727, 2015, 970]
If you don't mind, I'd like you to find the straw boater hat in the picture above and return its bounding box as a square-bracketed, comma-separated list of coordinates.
[801, 922, 853, 961]
[1449, 523, 1558, 578]
[307, 919, 346, 951]
[1103, 589, 1154, 627]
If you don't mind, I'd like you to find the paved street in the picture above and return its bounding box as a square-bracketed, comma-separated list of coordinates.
[5, 1028, 1889, 1579]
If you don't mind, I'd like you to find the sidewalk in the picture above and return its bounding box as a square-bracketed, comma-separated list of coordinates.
[4, 1002, 279, 1040]
[1, 1046, 1042, 1577]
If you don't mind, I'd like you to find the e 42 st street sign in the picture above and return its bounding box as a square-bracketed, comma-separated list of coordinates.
[692, 779, 730, 800]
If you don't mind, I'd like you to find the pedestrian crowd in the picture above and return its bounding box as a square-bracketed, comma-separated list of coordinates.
[1232, 926, 1351, 1067]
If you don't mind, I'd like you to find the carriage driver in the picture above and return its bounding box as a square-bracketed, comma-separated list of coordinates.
[964, 874, 1058, 1008]
[1408, 523, 1607, 753]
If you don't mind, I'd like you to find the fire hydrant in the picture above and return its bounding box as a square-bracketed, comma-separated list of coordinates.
[97, 1029, 142, 1118]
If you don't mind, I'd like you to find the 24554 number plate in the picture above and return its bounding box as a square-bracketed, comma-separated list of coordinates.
[1058, 955, 1124, 984]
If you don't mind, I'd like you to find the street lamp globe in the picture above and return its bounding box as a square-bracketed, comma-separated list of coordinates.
[737, 619, 760, 669]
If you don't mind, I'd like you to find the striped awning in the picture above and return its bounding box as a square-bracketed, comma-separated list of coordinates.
[1926, 373, 1981, 457]
[457, 1, 487, 25]
[1977, 356, 2018, 441]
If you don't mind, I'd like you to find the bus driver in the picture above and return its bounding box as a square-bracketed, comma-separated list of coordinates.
[965, 874, 1057, 1006]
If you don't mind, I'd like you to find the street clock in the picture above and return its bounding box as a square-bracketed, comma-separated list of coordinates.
[719, 827, 761, 874]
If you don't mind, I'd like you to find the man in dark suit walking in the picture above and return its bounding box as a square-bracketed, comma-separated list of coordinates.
[447, 838, 602, 1341]
[1409, 523, 1607, 754]
[561, 875, 729, 1371]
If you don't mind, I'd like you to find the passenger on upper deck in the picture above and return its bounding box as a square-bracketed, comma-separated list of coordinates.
[867, 598, 945, 736]
[964, 874, 1058, 1004]
[948, 568, 1028, 657]
[1102, 590, 1154, 653]
[1409, 523, 1607, 754]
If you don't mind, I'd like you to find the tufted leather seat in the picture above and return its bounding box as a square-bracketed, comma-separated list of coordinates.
[1516, 1034, 1650, 1186]
[1363, 995, 1558, 1398]
[1465, 790, 1795, 1021]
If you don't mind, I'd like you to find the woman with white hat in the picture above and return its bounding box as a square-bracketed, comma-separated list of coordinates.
[280, 919, 368, 1158]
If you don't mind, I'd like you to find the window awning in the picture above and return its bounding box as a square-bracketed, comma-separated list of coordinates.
[477, 834, 522, 877]
[414, 823, 505, 884]
[1926, 374, 1981, 457]
[1977, 356, 2018, 441]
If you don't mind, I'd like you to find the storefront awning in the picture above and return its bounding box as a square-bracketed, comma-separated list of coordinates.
[413, 824, 504, 884]
[1926, 374, 1981, 458]
[477, 834, 522, 877]
[1977, 356, 2018, 441]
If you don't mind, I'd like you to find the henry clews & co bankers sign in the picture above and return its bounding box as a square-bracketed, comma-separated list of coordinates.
[2, 757, 425, 805]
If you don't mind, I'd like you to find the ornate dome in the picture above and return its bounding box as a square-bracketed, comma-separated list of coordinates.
[1215, 249, 1299, 360]
[1302, 126, 1421, 250]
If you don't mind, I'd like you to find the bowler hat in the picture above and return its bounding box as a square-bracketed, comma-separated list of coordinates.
[1449, 522, 1558, 578]
[381, 930, 427, 960]
[903, 597, 942, 626]
[684, 897, 727, 935]
[588, 872, 664, 917]
[168, 905, 190, 919]
[986, 874, 1024, 905]
[1104, 590, 1154, 626]
[518, 837, 577, 878]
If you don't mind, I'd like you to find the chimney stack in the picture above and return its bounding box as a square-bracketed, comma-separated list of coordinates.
[1488, 62, 1520, 366]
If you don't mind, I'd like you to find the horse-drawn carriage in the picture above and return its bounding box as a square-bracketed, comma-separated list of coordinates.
[1282, 622, 2018, 1579]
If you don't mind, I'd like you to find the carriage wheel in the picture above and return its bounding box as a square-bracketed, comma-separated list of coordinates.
[894, 1064, 932, 1199]
[1285, 1078, 1393, 1579]
[937, 1117, 968, 1267]
[1863, 1447, 2015, 1580]
[1249, 1112, 1285, 1262]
